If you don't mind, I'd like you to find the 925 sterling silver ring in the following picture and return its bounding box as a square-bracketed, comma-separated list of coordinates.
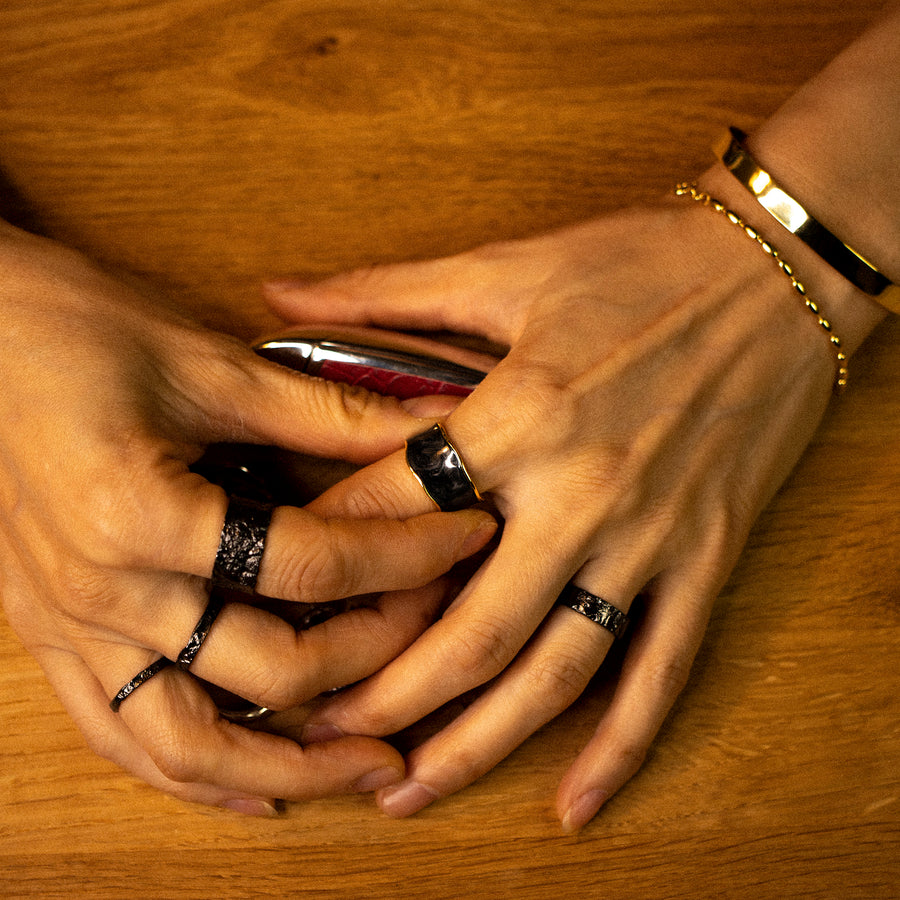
[557, 584, 630, 640]
[405, 422, 482, 512]
[212, 495, 273, 593]
[217, 702, 275, 723]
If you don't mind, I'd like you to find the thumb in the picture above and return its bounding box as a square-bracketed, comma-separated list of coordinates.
[175, 333, 431, 464]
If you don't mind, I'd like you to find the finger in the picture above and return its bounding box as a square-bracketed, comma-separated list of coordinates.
[554, 564, 721, 833]
[262, 245, 533, 346]
[305, 449, 437, 521]
[372, 603, 619, 818]
[118, 472, 495, 592]
[92, 647, 408, 800]
[303, 365, 576, 524]
[38, 646, 279, 814]
[128, 579, 455, 711]
[297, 515, 577, 739]
[256, 505, 496, 603]
[80, 486, 494, 709]
[171, 331, 435, 464]
[321, 567, 641, 816]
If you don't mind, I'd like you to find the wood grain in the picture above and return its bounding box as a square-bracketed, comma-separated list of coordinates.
[0, 2, 897, 897]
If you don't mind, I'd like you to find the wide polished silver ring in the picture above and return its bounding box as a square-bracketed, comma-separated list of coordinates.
[557, 584, 630, 640]
[212, 495, 274, 593]
[405, 422, 482, 512]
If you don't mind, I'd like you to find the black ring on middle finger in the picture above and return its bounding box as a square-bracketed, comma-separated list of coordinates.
[557, 583, 630, 640]
[212, 495, 274, 593]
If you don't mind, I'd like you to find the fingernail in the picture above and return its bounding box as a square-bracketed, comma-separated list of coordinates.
[222, 798, 279, 818]
[561, 789, 608, 834]
[301, 722, 345, 744]
[459, 515, 498, 557]
[352, 766, 404, 794]
[377, 780, 439, 818]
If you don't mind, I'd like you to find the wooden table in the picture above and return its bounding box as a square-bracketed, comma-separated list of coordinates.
[1, 2, 897, 897]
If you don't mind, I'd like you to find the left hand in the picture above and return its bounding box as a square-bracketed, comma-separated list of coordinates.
[260, 171, 866, 830]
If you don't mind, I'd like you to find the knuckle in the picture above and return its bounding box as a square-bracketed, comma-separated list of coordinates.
[70, 471, 153, 570]
[443, 611, 515, 683]
[334, 476, 409, 520]
[59, 560, 118, 619]
[276, 526, 347, 603]
[503, 364, 571, 432]
[78, 713, 121, 763]
[609, 738, 650, 777]
[645, 653, 693, 700]
[150, 729, 206, 784]
[289, 376, 405, 464]
[522, 648, 595, 708]
[701, 501, 748, 568]
[306, 375, 387, 428]
[241, 646, 312, 710]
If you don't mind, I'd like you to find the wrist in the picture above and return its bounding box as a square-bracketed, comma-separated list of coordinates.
[695, 162, 888, 359]
[723, 5, 899, 349]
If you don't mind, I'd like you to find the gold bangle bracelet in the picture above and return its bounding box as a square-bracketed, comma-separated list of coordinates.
[716, 127, 899, 314]
[675, 182, 848, 392]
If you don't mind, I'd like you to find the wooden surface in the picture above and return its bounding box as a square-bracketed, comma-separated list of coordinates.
[1, 2, 898, 897]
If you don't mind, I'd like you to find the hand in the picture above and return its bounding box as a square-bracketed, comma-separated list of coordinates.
[0, 222, 496, 814]
[261, 168, 871, 829]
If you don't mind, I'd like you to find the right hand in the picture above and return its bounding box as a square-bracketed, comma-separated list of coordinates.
[0, 221, 496, 814]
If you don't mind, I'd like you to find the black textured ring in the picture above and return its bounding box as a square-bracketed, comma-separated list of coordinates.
[212, 495, 274, 593]
[109, 657, 174, 712]
[557, 584, 630, 640]
[176, 593, 226, 671]
[405, 422, 482, 512]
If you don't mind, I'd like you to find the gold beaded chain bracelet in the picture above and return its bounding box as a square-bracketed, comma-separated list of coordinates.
[675, 182, 848, 391]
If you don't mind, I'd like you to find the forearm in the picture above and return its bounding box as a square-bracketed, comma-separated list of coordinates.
[700, 2, 899, 354]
